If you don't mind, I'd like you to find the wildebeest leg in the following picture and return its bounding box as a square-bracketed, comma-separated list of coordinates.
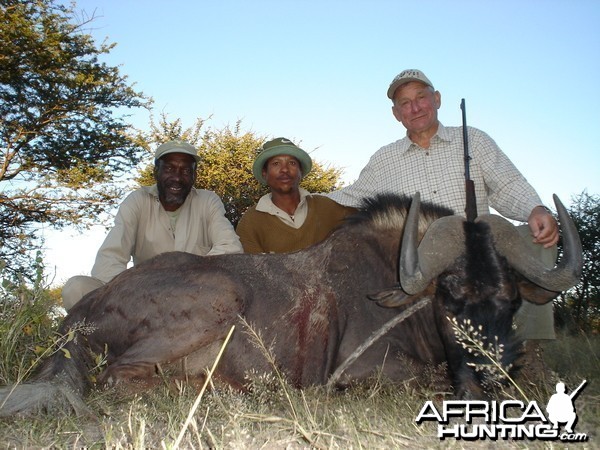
[453, 366, 484, 400]
[98, 326, 237, 386]
[98, 328, 230, 386]
[430, 292, 483, 399]
[90, 272, 245, 386]
[99, 362, 156, 385]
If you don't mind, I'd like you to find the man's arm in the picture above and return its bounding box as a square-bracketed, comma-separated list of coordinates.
[204, 193, 244, 255]
[472, 129, 548, 222]
[474, 130, 558, 247]
[235, 208, 266, 254]
[90, 194, 139, 282]
[325, 155, 383, 208]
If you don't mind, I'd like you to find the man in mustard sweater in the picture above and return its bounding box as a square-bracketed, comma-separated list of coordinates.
[236, 137, 355, 253]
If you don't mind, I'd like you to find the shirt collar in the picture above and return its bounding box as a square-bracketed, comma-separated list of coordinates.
[256, 187, 310, 214]
[435, 122, 451, 142]
[400, 122, 449, 153]
[145, 184, 160, 198]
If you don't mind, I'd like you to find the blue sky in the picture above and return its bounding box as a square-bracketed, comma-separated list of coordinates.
[44, 0, 600, 284]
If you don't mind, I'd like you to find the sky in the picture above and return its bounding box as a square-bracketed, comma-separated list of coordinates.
[42, 0, 600, 286]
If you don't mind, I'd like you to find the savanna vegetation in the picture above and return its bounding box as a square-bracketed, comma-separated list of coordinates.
[1, 0, 599, 448]
[554, 192, 600, 334]
[0, 0, 149, 283]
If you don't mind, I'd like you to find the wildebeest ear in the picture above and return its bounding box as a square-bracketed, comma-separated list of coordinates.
[367, 284, 426, 308]
[517, 279, 559, 305]
[367, 285, 411, 308]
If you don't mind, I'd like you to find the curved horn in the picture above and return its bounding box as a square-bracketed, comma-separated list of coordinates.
[400, 193, 466, 294]
[478, 195, 583, 292]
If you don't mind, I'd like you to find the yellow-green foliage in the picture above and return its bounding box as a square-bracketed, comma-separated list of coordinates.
[1, 0, 149, 282]
[0, 277, 62, 384]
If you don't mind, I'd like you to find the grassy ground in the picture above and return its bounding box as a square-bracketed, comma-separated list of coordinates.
[0, 292, 598, 449]
[1, 337, 598, 449]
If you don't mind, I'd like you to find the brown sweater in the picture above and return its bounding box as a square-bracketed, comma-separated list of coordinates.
[236, 195, 355, 254]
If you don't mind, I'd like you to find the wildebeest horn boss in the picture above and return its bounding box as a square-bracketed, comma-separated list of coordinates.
[0, 193, 582, 416]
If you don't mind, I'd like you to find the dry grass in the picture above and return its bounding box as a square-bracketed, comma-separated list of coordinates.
[0, 334, 598, 449]
[0, 286, 598, 448]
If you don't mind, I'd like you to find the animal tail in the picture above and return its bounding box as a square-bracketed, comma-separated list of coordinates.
[0, 332, 95, 417]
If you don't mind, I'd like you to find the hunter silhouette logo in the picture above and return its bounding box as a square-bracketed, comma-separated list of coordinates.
[415, 379, 589, 442]
[546, 380, 586, 434]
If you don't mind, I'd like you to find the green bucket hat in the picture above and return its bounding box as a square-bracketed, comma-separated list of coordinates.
[252, 137, 312, 184]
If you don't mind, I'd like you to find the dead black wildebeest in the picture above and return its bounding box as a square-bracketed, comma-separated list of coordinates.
[0, 193, 582, 416]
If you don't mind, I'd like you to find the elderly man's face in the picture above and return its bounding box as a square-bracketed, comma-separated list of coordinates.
[391, 81, 441, 137]
[154, 153, 196, 211]
[262, 154, 302, 195]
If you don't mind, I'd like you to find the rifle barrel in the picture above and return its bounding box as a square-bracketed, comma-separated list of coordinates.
[461, 99, 470, 180]
[461, 98, 477, 222]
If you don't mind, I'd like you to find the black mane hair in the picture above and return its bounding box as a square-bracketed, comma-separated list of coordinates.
[342, 194, 455, 231]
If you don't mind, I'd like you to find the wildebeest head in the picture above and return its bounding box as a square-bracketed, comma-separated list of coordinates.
[397, 192, 582, 397]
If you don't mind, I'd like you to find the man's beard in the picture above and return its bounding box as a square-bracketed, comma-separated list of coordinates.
[157, 182, 191, 209]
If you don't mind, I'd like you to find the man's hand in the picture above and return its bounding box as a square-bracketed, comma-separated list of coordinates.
[528, 206, 559, 248]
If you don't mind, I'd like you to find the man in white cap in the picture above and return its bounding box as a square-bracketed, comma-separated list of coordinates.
[236, 137, 354, 253]
[327, 69, 558, 343]
[62, 140, 243, 309]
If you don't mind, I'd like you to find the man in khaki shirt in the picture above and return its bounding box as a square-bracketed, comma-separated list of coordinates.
[62, 140, 243, 309]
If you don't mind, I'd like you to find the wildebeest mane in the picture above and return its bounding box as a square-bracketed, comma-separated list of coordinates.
[341, 193, 455, 238]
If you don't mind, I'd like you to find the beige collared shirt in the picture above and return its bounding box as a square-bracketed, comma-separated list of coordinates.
[91, 184, 242, 282]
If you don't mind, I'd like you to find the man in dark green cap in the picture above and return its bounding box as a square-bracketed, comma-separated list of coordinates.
[236, 137, 354, 253]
